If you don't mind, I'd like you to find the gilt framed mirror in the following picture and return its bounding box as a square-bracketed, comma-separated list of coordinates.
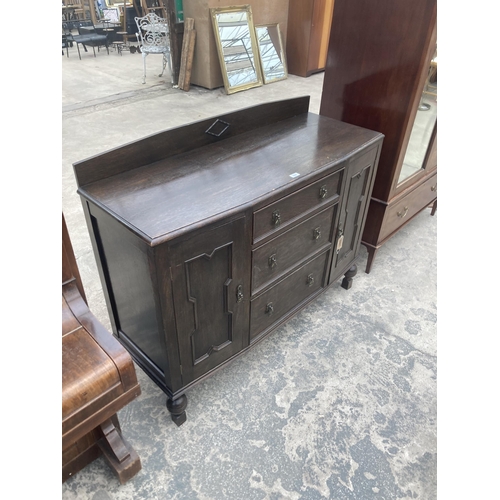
[210, 5, 263, 94]
[255, 24, 288, 84]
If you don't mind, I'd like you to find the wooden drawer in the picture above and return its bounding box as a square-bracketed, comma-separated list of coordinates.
[250, 250, 330, 341]
[253, 169, 343, 244]
[381, 173, 437, 241]
[252, 205, 336, 295]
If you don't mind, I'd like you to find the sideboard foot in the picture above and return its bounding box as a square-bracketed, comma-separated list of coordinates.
[341, 264, 357, 290]
[167, 394, 188, 426]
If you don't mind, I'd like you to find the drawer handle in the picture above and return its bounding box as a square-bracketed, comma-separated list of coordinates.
[313, 227, 321, 240]
[397, 206, 409, 218]
[431, 185, 437, 192]
[266, 302, 274, 315]
[319, 185, 328, 199]
[268, 254, 277, 268]
[307, 274, 314, 287]
[236, 285, 243, 303]
[272, 210, 281, 227]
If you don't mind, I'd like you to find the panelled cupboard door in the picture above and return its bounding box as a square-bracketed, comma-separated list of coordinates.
[330, 147, 377, 282]
[169, 217, 250, 385]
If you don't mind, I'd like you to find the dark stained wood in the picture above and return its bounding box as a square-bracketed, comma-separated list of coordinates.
[79, 113, 380, 246]
[319, 0, 437, 273]
[75, 99, 383, 424]
[250, 250, 330, 341]
[62, 214, 141, 482]
[73, 96, 311, 188]
[253, 169, 342, 244]
[329, 144, 380, 282]
[252, 204, 335, 294]
[169, 217, 251, 385]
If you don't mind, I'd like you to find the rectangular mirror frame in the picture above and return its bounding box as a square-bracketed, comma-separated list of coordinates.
[255, 23, 288, 84]
[210, 5, 263, 95]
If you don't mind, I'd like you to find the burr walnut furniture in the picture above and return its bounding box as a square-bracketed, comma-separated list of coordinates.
[73, 97, 383, 426]
[319, 0, 437, 273]
[62, 214, 142, 483]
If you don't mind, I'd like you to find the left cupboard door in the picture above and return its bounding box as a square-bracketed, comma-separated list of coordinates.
[169, 217, 250, 385]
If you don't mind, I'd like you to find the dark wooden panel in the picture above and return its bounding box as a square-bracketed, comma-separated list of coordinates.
[87, 203, 168, 376]
[331, 146, 378, 277]
[319, 0, 437, 202]
[250, 250, 329, 341]
[170, 217, 251, 385]
[73, 97, 311, 187]
[252, 204, 335, 294]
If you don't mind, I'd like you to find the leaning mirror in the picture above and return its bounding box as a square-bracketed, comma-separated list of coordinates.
[255, 24, 287, 84]
[210, 5, 263, 94]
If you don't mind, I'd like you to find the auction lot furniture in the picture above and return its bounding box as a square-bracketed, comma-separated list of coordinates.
[73, 97, 383, 426]
[62, 214, 142, 483]
[319, 0, 437, 273]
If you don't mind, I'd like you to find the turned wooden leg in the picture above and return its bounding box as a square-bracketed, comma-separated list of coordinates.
[167, 394, 188, 426]
[97, 417, 141, 484]
[341, 264, 357, 290]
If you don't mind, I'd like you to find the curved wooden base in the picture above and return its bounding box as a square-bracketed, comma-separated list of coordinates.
[167, 394, 188, 426]
[341, 264, 357, 290]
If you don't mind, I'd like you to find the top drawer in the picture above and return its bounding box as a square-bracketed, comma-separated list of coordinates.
[253, 169, 343, 244]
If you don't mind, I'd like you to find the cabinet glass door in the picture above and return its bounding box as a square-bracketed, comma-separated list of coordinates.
[398, 48, 437, 185]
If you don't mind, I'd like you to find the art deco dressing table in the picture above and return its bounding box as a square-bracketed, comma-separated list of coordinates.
[73, 97, 383, 425]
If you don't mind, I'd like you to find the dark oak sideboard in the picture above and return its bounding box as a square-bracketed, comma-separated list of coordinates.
[74, 97, 383, 425]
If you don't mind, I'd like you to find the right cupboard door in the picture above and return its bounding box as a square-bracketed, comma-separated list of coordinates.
[330, 147, 378, 283]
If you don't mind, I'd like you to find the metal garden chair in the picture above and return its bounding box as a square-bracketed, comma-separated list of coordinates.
[135, 12, 172, 84]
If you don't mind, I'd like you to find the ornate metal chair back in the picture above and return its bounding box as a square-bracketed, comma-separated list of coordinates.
[135, 12, 169, 52]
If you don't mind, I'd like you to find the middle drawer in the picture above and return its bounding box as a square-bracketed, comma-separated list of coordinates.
[251, 204, 336, 295]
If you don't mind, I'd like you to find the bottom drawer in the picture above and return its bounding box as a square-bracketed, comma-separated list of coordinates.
[250, 250, 330, 342]
[380, 173, 437, 241]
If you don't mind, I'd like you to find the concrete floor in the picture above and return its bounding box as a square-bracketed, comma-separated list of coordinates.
[61, 42, 437, 499]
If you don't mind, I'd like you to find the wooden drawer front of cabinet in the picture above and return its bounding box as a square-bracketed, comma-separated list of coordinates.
[252, 205, 336, 295]
[381, 173, 437, 241]
[250, 250, 330, 342]
[253, 169, 343, 244]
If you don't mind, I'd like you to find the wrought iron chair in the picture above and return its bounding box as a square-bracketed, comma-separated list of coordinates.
[135, 12, 172, 84]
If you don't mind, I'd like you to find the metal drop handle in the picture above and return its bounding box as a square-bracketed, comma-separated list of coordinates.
[313, 227, 321, 240]
[266, 302, 274, 315]
[236, 285, 243, 303]
[272, 210, 281, 227]
[319, 185, 328, 199]
[397, 206, 409, 218]
[269, 254, 277, 268]
[307, 274, 314, 286]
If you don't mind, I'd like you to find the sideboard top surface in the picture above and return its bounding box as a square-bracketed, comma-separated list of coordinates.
[77, 103, 382, 245]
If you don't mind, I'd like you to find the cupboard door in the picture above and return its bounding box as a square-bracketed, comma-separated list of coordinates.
[170, 217, 250, 385]
[330, 148, 377, 282]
